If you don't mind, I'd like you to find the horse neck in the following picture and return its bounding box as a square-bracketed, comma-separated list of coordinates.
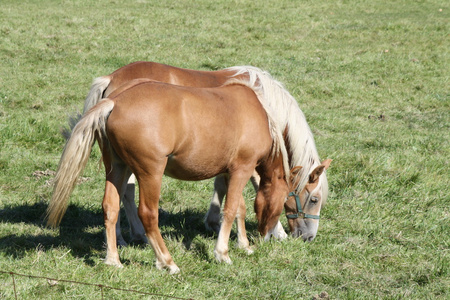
[285, 107, 321, 190]
[227, 65, 323, 193]
[255, 153, 289, 236]
[257, 152, 288, 192]
[225, 66, 290, 177]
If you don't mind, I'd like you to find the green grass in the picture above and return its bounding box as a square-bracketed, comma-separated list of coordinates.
[0, 0, 448, 298]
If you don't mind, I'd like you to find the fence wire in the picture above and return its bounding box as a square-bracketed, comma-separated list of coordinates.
[0, 270, 193, 300]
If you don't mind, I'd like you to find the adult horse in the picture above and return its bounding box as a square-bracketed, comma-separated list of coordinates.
[68, 61, 281, 245]
[73, 61, 331, 243]
[48, 79, 297, 273]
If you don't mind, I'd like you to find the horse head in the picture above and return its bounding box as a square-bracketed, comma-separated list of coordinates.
[285, 159, 332, 241]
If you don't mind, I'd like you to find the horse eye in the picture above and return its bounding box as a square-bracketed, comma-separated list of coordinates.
[310, 196, 319, 203]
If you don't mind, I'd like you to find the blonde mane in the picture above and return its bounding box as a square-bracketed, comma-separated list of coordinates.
[226, 66, 324, 194]
[223, 76, 290, 178]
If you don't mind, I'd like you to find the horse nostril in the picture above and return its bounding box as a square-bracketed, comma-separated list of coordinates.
[292, 230, 302, 238]
[302, 234, 314, 242]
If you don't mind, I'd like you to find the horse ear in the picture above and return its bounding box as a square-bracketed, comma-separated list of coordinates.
[289, 166, 302, 184]
[309, 159, 331, 183]
[309, 165, 325, 183]
[321, 158, 332, 170]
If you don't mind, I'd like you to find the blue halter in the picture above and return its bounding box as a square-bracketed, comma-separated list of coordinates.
[286, 192, 320, 220]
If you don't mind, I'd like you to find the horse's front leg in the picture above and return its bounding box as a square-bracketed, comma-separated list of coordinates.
[235, 170, 265, 250]
[204, 174, 228, 234]
[205, 171, 259, 235]
[214, 170, 253, 264]
[121, 174, 148, 244]
[236, 195, 253, 254]
[137, 171, 180, 274]
[115, 172, 132, 246]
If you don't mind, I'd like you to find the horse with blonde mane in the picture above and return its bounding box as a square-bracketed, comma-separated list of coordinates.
[48, 76, 309, 273]
[233, 66, 332, 241]
[71, 61, 331, 244]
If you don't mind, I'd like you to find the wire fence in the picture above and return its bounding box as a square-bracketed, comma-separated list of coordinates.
[0, 270, 193, 300]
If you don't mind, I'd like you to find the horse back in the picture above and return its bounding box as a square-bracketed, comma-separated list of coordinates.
[105, 61, 237, 96]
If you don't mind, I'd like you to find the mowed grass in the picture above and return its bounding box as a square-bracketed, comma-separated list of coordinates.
[0, 0, 448, 298]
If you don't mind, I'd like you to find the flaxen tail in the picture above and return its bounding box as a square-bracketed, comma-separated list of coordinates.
[47, 99, 115, 227]
[62, 76, 111, 139]
[82, 76, 111, 113]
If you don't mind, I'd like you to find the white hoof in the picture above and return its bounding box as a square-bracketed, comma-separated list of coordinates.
[245, 247, 254, 255]
[214, 250, 232, 264]
[168, 265, 180, 275]
[237, 243, 254, 255]
[155, 260, 180, 274]
[104, 258, 123, 268]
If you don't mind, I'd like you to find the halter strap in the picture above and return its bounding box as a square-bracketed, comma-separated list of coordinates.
[286, 192, 320, 220]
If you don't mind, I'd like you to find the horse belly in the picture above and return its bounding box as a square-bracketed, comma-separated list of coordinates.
[163, 152, 228, 181]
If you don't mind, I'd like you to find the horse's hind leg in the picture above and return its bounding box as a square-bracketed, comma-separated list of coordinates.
[250, 170, 260, 190]
[115, 213, 127, 246]
[103, 162, 129, 267]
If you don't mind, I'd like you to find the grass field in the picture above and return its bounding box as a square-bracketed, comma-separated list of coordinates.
[0, 0, 448, 298]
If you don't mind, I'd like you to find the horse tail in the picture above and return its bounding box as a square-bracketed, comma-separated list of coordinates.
[46, 99, 115, 227]
[61, 76, 111, 140]
[83, 76, 112, 113]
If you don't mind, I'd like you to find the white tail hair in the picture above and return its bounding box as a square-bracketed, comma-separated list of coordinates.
[47, 99, 115, 227]
[83, 76, 111, 113]
[62, 76, 111, 140]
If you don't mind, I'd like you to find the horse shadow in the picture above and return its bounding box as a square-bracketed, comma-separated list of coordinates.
[0, 201, 258, 265]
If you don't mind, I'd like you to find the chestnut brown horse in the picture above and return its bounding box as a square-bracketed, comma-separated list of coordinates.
[47, 79, 295, 273]
[70, 62, 282, 245]
[74, 62, 331, 243]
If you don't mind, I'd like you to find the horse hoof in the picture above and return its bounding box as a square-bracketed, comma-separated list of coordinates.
[214, 250, 232, 264]
[104, 258, 123, 268]
[168, 265, 180, 275]
[156, 260, 180, 274]
[237, 243, 254, 255]
[222, 256, 232, 264]
[244, 247, 254, 255]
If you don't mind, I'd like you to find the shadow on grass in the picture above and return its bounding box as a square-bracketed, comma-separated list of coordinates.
[0, 202, 258, 264]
